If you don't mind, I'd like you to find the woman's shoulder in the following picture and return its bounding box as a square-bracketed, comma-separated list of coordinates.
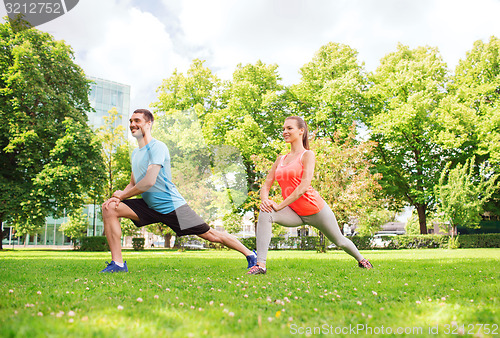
[300, 149, 315, 163]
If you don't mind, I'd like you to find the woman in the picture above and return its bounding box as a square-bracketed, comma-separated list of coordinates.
[248, 116, 373, 274]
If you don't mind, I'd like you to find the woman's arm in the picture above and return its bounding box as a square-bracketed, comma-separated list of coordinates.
[259, 156, 281, 213]
[274, 150, 315, 211]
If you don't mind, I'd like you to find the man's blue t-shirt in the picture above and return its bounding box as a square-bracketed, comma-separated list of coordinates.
[131, 138, 186, 214]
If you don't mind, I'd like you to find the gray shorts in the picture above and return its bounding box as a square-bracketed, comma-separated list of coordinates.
[122, 199, 210, 237]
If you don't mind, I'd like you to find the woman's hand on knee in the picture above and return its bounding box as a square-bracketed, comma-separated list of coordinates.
[260, 199, 277, 213]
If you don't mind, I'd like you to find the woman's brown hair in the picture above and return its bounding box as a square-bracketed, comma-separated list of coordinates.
[285, 116, 309, 150]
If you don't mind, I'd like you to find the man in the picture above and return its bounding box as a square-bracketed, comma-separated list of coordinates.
[100, 109, 256, 273]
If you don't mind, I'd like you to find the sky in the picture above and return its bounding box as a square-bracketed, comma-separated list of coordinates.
[2, 0, 499, 113]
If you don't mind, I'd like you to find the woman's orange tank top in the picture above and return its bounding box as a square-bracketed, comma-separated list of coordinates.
[274, 150, 324, 216]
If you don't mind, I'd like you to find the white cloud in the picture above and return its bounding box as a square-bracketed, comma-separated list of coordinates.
[35, 0, 190, 110]
[1, 0, 499, 107]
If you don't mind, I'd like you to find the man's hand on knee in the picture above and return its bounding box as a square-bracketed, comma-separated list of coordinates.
[103, 197, 121, 210]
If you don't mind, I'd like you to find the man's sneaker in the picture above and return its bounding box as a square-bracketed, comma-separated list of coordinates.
[246, 250, 257, 269]
[247, 265, 266, 275]
[99, 261, 128, 273]
[358, 259, 373, 269]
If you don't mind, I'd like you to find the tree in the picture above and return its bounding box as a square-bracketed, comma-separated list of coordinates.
[202, 61, 290, 224]
[450, 36, 500, 165]
[366, 44, 452, 234]
[0, 21, 105, 249]
[146, 223, 176, 248]
[59, 208, 89, 243]
[292, 42, 369, 139]
[120, 218, 141, 238]
[356, 208, 393, 236]
[442, 37, 500, 217]
[434, 157, 499, 236]
[153, 60, 290, 226]
[97, 107, 129, 199]
[310, 128, 386, 226]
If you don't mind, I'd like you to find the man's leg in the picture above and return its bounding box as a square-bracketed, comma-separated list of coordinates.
[101, 200, 140, 263]
[197, 228, 252, 257]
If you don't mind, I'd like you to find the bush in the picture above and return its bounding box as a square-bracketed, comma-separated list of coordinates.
[79, 236, 109, 252]
[132, 237, 145, 251]
[350, 236, 372, 250]
[239, 237, 256, 251]
[390, 235, 450, 249]
[455, 233, 500, 248]
[235, 234, 500, 252]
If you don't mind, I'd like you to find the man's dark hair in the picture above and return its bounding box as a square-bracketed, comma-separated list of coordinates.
[133, 109, 154, 123]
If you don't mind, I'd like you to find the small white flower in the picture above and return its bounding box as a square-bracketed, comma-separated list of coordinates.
[9, 289, 14, 293]
[37, 312, 43, 317]
[154, 295, 159, 299]
[136, 297, 143, 303]
[165, 288, 171, 292]
[68, 318, 74, 323]
[68, 311, 75, 317]
[37, 291, 42, 295]
[228, 312, 234, 317]
[117, 305, 124, 310]
[372, 291, 378, 296]
[357, 301, 362, 305]
[416, 301, 421, 304]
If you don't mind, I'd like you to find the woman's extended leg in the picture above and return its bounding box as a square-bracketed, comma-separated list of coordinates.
[255, 206, 303, 268]
[302, 204, 365, 262]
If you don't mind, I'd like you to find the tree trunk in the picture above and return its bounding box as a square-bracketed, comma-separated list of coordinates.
[416, 204, 428, 234]
[164, 233, 172, 248]
[173, 236, 181, 249]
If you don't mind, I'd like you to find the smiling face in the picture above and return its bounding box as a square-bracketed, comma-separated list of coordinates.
[129, 112, 152, 139]
[282, 118, 304, 144]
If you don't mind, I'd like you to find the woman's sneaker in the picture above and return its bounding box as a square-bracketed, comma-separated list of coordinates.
[247, 265, 267, 275]
[358, 259, 373, 269]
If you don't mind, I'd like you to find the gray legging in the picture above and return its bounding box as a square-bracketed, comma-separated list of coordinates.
[256, 203, 364, 264]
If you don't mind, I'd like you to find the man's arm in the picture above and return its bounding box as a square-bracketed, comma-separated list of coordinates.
[112, 164, 162, 201]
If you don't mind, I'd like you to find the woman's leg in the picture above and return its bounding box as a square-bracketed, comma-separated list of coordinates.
[302, 204, 365, 262]
[255, 207, 303, 268]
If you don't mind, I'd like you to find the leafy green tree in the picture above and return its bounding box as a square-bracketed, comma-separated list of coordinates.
[146, 223, 175, 248]
[404, 212, 420, 235]
[222, 212, 242, 235]
[152, 59, 218, 120]
[366, 44, 452, 234]
[59, 208, 89, 242]
[292, 42, 369, 139]
[449, 36, 500, 164]
[153, 60, 290, 226]
[0, 21, 105, 248]
[97, 107, 130, 198]
[434, 157, 499, 236]
[356, 208, 393, 236]
[311, 128, 386, 226]
[120, 218, 141, 238]
[202, 61, 290, 224]
[440, 37, 500, 217]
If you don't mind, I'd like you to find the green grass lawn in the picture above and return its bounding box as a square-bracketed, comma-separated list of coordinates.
[0, 248, 498, 337]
